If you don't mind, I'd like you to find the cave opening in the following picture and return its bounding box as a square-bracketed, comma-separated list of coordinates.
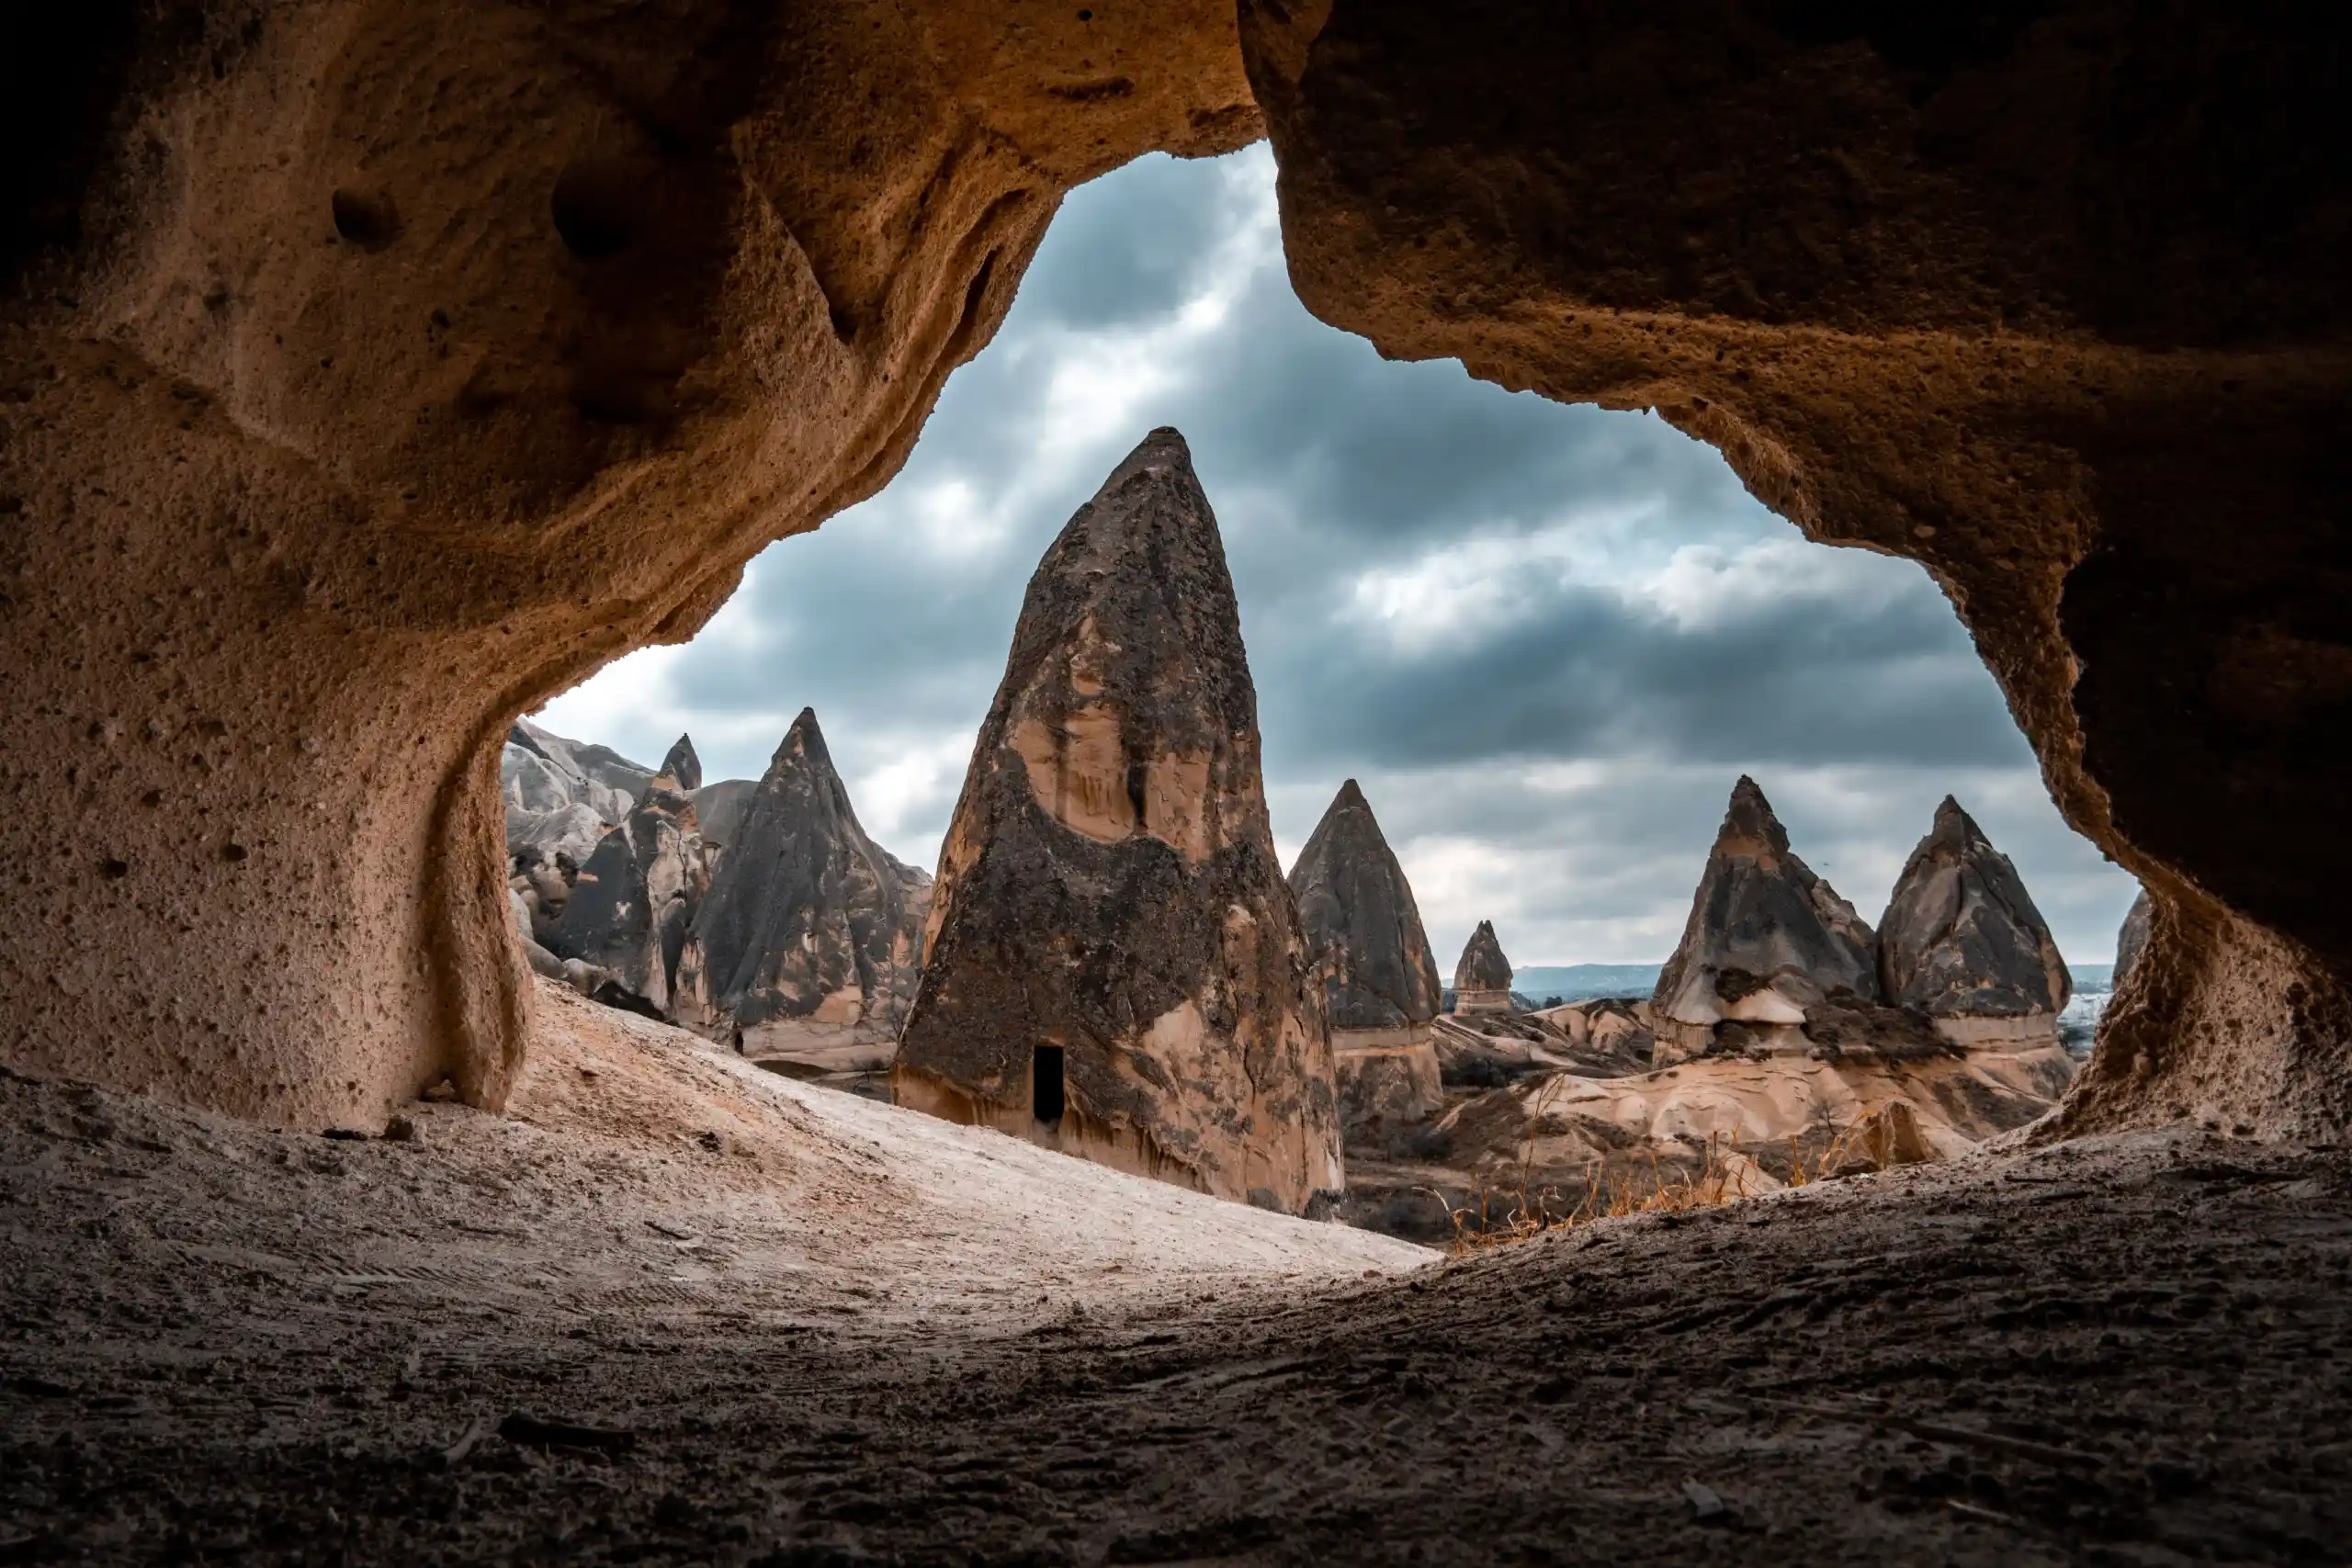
[10, 7, 2350, 1554]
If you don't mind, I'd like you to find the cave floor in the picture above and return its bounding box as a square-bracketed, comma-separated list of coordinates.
[4, 987, 2350, 1566]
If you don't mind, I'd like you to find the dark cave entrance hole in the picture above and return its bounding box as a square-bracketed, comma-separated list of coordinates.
[1033, 1044, 1065, 1126]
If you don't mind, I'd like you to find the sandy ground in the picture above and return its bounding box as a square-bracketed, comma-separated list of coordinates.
[5, 981, 2350, 1564]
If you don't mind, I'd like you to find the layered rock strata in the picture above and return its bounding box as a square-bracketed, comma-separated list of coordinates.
[1288, 780, 1444, 1142]
[672, 709, 931, 1072]
[1878, 797, 2074, 1047]
[1652, 778, 1879, 1064]
[893, 429, 1341, 1215]
[547, 747, 707, 1013]
[1452, 921, 1515, 1016]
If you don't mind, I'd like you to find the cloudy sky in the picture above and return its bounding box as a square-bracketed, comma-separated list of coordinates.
[538, 145, 2141, 968]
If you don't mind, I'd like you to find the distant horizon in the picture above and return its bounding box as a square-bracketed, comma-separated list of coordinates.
[518, 713, 2139, 975]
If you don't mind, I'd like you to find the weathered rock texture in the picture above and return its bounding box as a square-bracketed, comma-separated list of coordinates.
[0, 1, 1260, 1129]
[1287, 780, 1443, 1141]
[502, 721, 651, 870]
[893, 430, 1341, 1214]
[6, 3, 2346, 1140]
[1653, 778, 1879, 1063]
[546, 748, 707, 1012]
[672, 709, 930, 1072]
[1878, 796, 2073, 1046]
[1452, 922, 1514, 1016]
[1238, 4, 2351, 1138]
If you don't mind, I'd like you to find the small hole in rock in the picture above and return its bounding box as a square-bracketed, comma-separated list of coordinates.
[550, 160, 641, 261]
[330, 188, 400, 251]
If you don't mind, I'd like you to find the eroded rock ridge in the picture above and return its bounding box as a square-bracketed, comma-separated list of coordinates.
[893, 428, 1342, 1214]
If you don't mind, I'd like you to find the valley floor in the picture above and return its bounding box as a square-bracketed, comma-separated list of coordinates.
[3, 983, 2348, 1564]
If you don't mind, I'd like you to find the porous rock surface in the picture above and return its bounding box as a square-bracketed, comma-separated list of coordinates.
[672, 708, 931, 1071]
[894, 429, 1341, 1215]
[0, 0, 1261, 1129]
[1288, 780, 1444, 1142]
[1878, 796, 2073, 1043]
[1238, 4, 2352, 1137]
[4, 2, 2345, 1138]
[1652, 777, 1879, 1059]
[1452, 920, 1514, 1014]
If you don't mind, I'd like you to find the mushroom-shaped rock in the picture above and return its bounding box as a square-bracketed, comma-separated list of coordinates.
[1288, 780, 1444, 1141]
[1652, 776, 1878, 1063]
[1452, 921, 1514, 1015]
[672, 709, 931, 1072]
[546, 754, 708, 1015]
[1877, 796, 2073, 1046]
[892, 429, 1341, 1215]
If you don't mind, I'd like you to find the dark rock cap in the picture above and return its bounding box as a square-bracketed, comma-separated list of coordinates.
[657, 733, 703, 793]
[1288, 779, 1443, 1032]
[894, 427, 1340, 1214]
[1453, 920, 1513, 994]
[1653, 775, 1878, 1026]
[1877, 796, 2071, 1017]
[673, 707, 926, 1040]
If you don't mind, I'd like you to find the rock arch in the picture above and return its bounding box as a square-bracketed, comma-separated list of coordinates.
[2, 1, 2344, 1139]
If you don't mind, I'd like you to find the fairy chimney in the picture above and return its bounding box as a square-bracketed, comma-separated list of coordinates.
[892, 429, 1342, 1215]
[1288, 780, 1445, 1139]
[1452, 921, 1514, 1015]
[1651, 776, 1878, 1062]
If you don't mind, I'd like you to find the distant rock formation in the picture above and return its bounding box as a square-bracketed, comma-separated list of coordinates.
[656, 733, 703, 794]
[501, 719, 650, 868]
[893, 428, 1342, 1215]
[1288, 780, 1444, 1143]
[545, 743, 707, 1013]
[1453, 921, 1514, 1015]
[1876, 796, 2073, 1046]
[691, 778, 758, 852]
[2115, 890, 2154, 989]
[671, 708, 932, 1072]
[1653, 776, 1880, 1063]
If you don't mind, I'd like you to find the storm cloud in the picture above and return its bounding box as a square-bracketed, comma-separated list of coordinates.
[538, 145, 2140, 966]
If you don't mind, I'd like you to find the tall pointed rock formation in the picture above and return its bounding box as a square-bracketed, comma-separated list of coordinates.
[672, 709, 931, 1070]
[1877, 796, 2072, 1044]
[1453, 921, 1514, 1015]
[657, 733, 703, 794]
[547, 737, 708, 1011]
[1289, 781, 1444, 1139]
[1652, 776, 1878, 1062]
[893, 428, 1341, 1214]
